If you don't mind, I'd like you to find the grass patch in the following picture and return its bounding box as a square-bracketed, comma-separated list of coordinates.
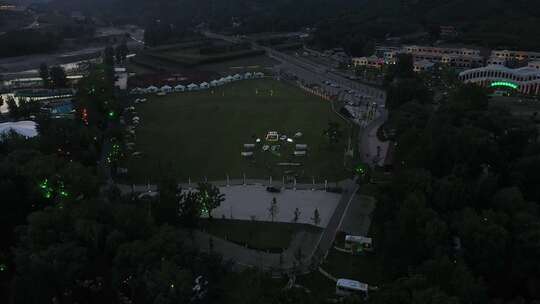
[220, 269, 287, 304]
[200, 219, 322, 253]
[125, 79, 351, 183]
[198, 55, 279, 74]
[296, 272, 336, 299]
[321, 249, 382, 285]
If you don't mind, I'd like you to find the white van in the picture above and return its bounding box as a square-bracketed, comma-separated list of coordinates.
[335, 279, 368, 297]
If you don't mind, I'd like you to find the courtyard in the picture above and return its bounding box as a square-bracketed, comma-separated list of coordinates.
[208, 185, 341, 227]
[124, 79, 350, 183]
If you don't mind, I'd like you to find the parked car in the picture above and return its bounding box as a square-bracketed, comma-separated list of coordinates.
[266, 186, 281, 193]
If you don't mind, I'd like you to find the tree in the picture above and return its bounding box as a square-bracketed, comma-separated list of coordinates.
[268, 197, 279, 222]
[115, 42, 129, 64]
[39, 63, 50, 88]
[155, 175, 180, 225]
[197, 182, 225, 218]
[49, 66, 67, 88]
[311, 208, 321, 226]
[293, 208, 301, 223]
[178, 191, 202, 228]
[6, 96, 19, 119]
[103, 46, 115, 66]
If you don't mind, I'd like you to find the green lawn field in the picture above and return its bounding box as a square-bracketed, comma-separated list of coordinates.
[124, 79, 351, 183]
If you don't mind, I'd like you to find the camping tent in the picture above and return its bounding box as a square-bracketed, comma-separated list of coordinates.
[187, 83, 199, 91]
[200, 82, 210, 89]
[160, 85, 172, 93]
[146, 86, 159, 93]
[130, 88, 143, 95]
[232, 74, 242, 81]
[174, 85, 186, 92]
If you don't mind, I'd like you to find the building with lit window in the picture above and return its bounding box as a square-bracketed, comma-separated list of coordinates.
[352, 56, 385, 69]
[490, 50, 540, 64]
[458, 63, 540, 95]
[403, 45, 483, 68]
[413, 60, 435, 73]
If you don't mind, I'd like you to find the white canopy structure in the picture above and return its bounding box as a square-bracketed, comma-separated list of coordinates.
[174, 84, 186, 92]
[244, 72, 253, 79]
[146, 86, 159, 93]
[254, 72, 265, 78]
[130, 88, 143, 94]
[187, 83, 199, 91]
[200, 82, 210, 89]
[232, 74, 242, 81]
[210, 80, 220, 87]
[0, 121, 38, 139]
[160, 85, 172, 93]
[224, 76, 234, 83]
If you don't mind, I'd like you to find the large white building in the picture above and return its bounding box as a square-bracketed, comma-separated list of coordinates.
[459, 63, 540, 95]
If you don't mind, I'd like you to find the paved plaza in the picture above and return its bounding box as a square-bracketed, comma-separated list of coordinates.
[209, 185, 341, 227]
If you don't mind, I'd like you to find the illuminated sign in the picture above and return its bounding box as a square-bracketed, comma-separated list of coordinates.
[490, 81, 519, 90]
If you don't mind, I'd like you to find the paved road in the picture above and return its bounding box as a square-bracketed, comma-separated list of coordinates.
[310, 179, 359, 262]
[359, 112, 390, 167]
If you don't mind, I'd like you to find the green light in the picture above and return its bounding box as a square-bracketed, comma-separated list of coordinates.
[355, 164, 367, 175]
[108, 111, 115, 118]
[490, 81, 519, 90]
[0, 264, 6, 272]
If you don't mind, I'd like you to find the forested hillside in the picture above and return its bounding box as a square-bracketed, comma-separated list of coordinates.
[48, 0, 540, 53]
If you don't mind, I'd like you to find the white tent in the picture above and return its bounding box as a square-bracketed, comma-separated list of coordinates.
[244, 72, 253, 79]
[174, 84, 186, 92]
[146, 85, 159, 93]
[0, 121, 38, 139]
[224, 76, 234, 83]
[187, 83, 199, 91]
[241, 152, 254, 157]
[160, 85, 172, 93]
[210, 80, 220, 87]
[200, 82, 210, 89]
[254, 72, 265, 78]
[232, 74, 243, 81]
[130, 88, 143, 94]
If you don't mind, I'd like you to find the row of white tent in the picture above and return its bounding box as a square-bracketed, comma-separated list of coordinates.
[130, 72, 265, 95]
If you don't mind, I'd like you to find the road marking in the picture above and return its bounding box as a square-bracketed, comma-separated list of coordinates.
[337, 183, 359, 231]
